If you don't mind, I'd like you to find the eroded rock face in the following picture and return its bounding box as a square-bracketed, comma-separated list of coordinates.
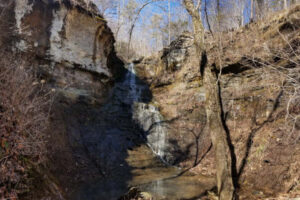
[135, 32, 208, 166]
[135, 6, 300, 197]
[1, 0, 123, 104]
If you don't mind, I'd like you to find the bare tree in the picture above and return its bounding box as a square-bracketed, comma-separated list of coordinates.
[251, 0, 255, 21]
[183, 0, 236, 199]
[127, 0, 162, 58]
[150, 13, 164, 49]
[168, 0, 171, 45]
[94, 0, 117, 16]
[0, 52, 53, 199]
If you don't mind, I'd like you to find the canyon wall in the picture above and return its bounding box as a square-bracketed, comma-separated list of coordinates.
[135, 6, 300, 197]
[0, 1, 125, 199]
[0, 0, 124, 104]
[0, 1, 299, 199]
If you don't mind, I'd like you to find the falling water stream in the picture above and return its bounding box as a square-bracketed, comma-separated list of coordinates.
[122, 63, 215, 199]
[70, 63, 214, 200]
[126, 63, 140, 102]
[126, 63, 169, 163]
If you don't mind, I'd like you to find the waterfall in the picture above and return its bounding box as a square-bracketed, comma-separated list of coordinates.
[125, 63, 139, 102]
[123, 63, 171, 163]
[133, 103, 170, 163]
[150, 106, 166, 159]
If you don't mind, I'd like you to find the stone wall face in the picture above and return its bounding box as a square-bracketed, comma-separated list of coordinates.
[135, 7, 300, 194]
[135, 32, 208, 166]
[1, 0, 123, 104]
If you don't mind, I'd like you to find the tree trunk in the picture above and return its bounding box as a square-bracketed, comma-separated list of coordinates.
[168, 0, 171, 45]
[241, 13, 244, 27]
[283, 0, 288, 9]
[183, 0, 204, 54]
[204, 65, 235, 200]
[183, 0, 235, 199]
[250, 0, 254, 21]
[217, 0, 221, 30]
[256, 0, 264, 19]
[290, 0, 297, 6]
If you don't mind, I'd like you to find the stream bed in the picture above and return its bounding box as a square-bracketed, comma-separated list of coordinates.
[71, 145, 215, 200]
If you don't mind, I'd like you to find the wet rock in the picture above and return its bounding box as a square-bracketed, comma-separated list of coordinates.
[133, 103, 175, 164]
[135, 32, 208, 167]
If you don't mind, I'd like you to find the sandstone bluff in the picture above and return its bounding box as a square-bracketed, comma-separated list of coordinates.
[0, 0, 299, 199]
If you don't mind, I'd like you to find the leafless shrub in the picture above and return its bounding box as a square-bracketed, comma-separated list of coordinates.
[246, 31, 300, 142]
[0, 52, 53, 199]
[211, 7, 300, 144]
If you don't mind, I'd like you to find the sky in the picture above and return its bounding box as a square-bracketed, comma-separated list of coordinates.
[101, 0, 256, 55]
[127, 0, 254, 31]
[103, 0, 255, 32]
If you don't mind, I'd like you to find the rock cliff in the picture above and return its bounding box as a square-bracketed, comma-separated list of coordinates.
[0, 1, 124, 199]
[135, 6, 300, 198]
[0, 1, 299, 199]
[0, 0, 123, 104]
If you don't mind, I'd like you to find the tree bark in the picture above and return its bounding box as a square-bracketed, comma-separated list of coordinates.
[217, 0, 221, 29]
[256, 0, 264, 19]
[290, 0, 296, 6]
[250, 0, 254, 21]
[168, 0, 171, 45]
[183, 0, 235, 199]
[183, 0, 204, 54]
[204, 65, 235, 200]
[283, 0, 288, 9]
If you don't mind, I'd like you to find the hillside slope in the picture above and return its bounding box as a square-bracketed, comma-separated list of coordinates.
[135, 5, 300, 199]
[0, 1, 299, 199]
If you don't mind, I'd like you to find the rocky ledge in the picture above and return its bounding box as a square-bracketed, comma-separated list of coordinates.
[134, 6, 300, 198]
[0, 0, 124, 104]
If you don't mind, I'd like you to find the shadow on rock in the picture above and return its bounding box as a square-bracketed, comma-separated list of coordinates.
[48, 63, 154, 200]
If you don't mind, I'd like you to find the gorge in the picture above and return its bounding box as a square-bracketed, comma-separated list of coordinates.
[0, 0, 299, 200]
